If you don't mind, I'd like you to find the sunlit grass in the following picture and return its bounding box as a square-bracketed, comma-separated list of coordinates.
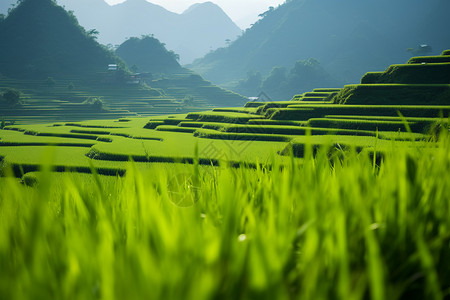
[0, 133, 449, 299]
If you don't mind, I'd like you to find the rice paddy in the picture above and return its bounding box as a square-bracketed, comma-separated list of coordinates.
[0, 50, 449, 299]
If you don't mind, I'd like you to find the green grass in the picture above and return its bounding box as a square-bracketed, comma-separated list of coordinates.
[1, 51, 450, 299]
[407, 56, 450, 64]
[0, 106, 441, 177]
[256, 101, 304, 114]
[332, 84, 450, 105]
[0, 132, 449, 299]
[270, 104, 450, 120]
[186, 111, 265, 124]
[306, 117, 444, 133]
[0, 72, 246, 124]
[360, 64, 450, 85]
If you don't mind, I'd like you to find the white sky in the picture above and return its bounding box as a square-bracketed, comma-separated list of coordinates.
[104, 0, 286, 29]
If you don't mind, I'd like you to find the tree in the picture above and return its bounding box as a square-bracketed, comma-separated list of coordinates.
[82, 97, 104, 111]
[2, 88, 21, 106]
[258, 6, 274, 19]
[131, 64, 139, 73]
[262, 66, 287, 90]
[87, 29, 99, 40]
[181, 95, 194, 107]
[45, 76, 56, 88]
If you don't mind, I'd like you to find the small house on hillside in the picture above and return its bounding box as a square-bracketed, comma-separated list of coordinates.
[127, 74, 140, 85]
[108, 64, 118, 71]
[249, 91, 272, 102]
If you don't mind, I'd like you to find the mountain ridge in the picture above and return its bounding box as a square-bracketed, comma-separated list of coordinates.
[190, 0, 450, 89]
[50, 0, 242, 64]
[0, 0, 122, 79]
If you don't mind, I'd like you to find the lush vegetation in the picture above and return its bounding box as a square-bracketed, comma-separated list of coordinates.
[115, 36, 181, 74]
[234, 58, 340, 100]
[190, 0, 450, 91]
[1, 51, 449, 176]
[0, 131, 449, 299]
[0, 2, 449, 296]
[0, 87, 21, 107]
[0, 0, 123, 79]
[0, 0, 246, 124]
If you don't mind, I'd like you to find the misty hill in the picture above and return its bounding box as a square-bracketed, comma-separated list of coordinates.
[115, 36, 182, 74]
[234, 58, 341, 100]
[190, 0, 450, 91]
[114, 35, 247, 107]
[54, 0, 242, 64]
[0, 0, 121, 79]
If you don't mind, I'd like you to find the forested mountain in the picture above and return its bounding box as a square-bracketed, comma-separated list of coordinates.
[190, 0, 450, 92]
[54, 0, 242, 64]
[116, 36, 182, 74]
[0, 0, 122, 79]
[233, 58, 340, 100]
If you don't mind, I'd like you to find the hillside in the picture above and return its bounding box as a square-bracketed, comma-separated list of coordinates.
[115, 36, 182, 74]
[190, 0, 450, 91]
[1, 48, 450, 300]
[113, 35, 247, 108]
[1, 49, 449, 173]
[54, 0, 242, 64]
[0, 0, 247, 123]
[0, 0, 122, 79]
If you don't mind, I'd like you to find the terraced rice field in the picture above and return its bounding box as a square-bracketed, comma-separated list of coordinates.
[0, 71, 247, 124]
[1, 51, 449, 178]
[1, 51, 450, 300]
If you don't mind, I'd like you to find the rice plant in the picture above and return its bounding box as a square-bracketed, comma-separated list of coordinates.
[0, 132, 449, 300]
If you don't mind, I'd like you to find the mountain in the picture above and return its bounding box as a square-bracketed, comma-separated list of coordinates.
[0, 0, 122, 79]
[234, 58, 341, 100]
[55, 0, 242, 64]
[189, 0, 450, 89]
[116, 36, 182, 74]
[114, 35, 247, 107]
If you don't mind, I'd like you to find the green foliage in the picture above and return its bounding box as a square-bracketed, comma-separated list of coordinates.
[1, 87, 21, 106]
[333, 84, 450, 105]
[361, 64, 450, 85]
[86, 28, 99, 40]
[235, 70, 263, 96]
[0, 133, 449, 299]
[0, 0, 122, 78]
[82, 96, 104, 111]
[235, 59, 339, 100]
[407, 55, 450, 64]
[115, 35, 181, 74]
[260, 66, 287, 95]
[181, 95, 195, 107]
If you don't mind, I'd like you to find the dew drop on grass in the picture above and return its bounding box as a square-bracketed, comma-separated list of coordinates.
[238, 234, 247, 242]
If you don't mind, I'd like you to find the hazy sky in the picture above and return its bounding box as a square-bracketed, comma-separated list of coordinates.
[104, 0, 286, 29]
